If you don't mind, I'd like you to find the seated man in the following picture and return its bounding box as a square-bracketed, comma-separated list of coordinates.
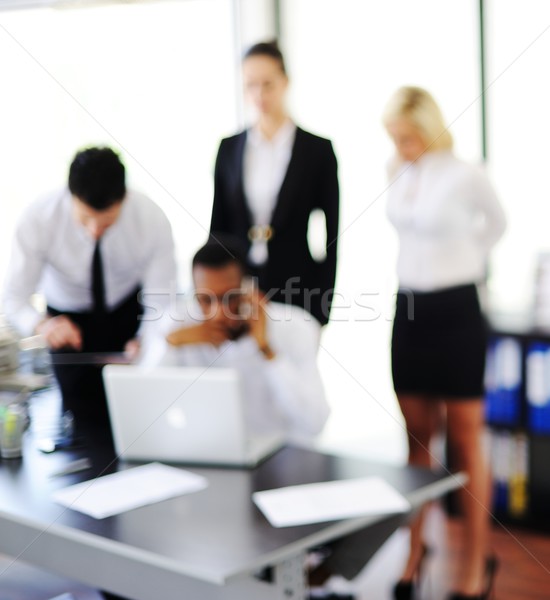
[3, 146, 176, 442]
[155, 236, 330, 444]
[153, 238, 373, 600]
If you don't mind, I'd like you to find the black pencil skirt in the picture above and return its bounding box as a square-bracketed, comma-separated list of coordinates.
[391, 283, 487, 399]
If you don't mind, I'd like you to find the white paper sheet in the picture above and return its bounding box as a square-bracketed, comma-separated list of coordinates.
[52, 462, 208, 519]
[253, 476, 410, 527]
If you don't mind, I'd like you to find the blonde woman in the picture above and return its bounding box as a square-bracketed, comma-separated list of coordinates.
[383, 87, 506, 600]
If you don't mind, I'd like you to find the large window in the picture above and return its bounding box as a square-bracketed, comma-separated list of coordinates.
[0, 0, 238, 288]
[485, 0, 550, 312]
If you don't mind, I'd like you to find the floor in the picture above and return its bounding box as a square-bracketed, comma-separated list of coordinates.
[353, 504, 550, 600]
[1, 505, 549, 600]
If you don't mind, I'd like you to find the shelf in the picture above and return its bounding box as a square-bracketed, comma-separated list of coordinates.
[483, 329, 550, 530]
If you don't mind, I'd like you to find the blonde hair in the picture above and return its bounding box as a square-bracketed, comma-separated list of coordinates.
[382, 86, 453, 151]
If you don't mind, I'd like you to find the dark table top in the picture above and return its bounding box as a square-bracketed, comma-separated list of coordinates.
[0, 389, 463, 593]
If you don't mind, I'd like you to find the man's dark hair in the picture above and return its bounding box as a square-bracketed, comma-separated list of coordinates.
[68, 147, 126, 210]
[192, 235, 247, 272]
[243, 40, 286, 75]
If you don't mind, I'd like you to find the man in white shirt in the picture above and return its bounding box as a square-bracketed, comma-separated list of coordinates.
[156, 239, 380, 600]
[156, 236, 329, 444]
[3, 147, 176, 438]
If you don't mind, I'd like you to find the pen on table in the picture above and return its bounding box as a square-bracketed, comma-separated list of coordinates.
[49, 458, 92, 478]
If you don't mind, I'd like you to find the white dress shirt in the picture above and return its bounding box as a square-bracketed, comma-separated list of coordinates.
[2, 188, 177, 336]
[243, 120, 296, 265]
[149, 301, 328, 444]
[386, 150, 506, 291]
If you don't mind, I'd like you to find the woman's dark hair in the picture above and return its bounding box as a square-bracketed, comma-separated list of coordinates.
[68, 147, 126, 210]
[243, 40, 286, 75]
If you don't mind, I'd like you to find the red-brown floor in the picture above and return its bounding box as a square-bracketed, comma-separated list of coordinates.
[355, 504, 550, 599]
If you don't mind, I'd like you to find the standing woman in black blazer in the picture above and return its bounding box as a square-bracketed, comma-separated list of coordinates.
[210, 41, 339, 326]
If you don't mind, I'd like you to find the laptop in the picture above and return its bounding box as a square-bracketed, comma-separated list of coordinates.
[102, 365, 284, 467]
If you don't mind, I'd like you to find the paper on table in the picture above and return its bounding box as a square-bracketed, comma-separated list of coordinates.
[52, 462, 207, 519]
[253, 476, 410, 528]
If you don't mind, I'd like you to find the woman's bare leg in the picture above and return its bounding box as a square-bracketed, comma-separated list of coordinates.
[446, 399, 491, 595]
[397, 394, 440, 581]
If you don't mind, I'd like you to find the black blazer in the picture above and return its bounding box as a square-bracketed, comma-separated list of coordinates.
[210, 127, 339, 325]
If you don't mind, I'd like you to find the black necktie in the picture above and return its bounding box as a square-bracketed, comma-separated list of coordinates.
[91, 240, 106, 313]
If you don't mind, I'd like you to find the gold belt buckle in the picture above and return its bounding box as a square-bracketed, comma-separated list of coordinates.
[248, 224, 274, 242]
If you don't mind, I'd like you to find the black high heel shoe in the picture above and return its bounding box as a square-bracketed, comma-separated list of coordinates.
[393, 544, 431, 600]
[447, 555, 499, 600]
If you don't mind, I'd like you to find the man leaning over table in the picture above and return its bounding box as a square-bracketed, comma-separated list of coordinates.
[2, 146, 177, 444]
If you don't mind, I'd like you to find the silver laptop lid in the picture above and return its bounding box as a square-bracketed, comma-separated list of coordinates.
[103, 365, 249, 465]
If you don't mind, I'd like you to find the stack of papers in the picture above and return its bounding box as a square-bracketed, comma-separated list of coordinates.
[52, 462, 208, 519]
[253, 476, 410, 527]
